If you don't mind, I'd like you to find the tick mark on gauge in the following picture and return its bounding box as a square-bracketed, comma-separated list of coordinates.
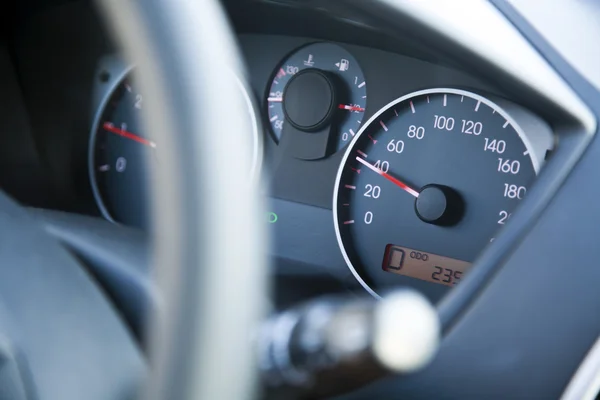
[492, 110, 496, 114]
[362, 95, 367, 99]
[273, 80, 279, 85]
[461, 95, 464, 103]
[427, 96, 430, 103]
[475, 101, 481, 112]
[270, 115, 278, 122]
[394, 109, 398, 117]
[349, 129, 356, 137]
[357, 150, 368, 158]
[443, 94, 447, 106]
[358, 81, 366, 88]
[410, 101, 416, 114]
[345, 185, 357, 190]
[98, 164, 110, 172]
[523, 150, 530, 156]
[343, 220, 355, 224]
[343, 203, 350, 206]
[379, 120, 388, 131]
[368, 135, 377, 144]
[503, 120, 510, 128]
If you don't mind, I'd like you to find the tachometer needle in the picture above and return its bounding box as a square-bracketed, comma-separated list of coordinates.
[103, 122, 157, 148]
[339, 104, 365, 112]
[356, 156, 420, 198]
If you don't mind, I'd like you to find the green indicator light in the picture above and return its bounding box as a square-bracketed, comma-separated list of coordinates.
[268, 212, 278, 224]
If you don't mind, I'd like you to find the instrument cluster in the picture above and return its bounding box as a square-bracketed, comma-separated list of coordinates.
[89, 37, 555, 303]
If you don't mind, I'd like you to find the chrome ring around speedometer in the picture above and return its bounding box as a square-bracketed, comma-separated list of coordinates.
[333, 88, 540, 301]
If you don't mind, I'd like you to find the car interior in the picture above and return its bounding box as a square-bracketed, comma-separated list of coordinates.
[0, 0, 599, 399]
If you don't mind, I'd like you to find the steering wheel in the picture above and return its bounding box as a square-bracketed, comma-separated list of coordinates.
[97, 0, 269, 399]
[0, 0, 265, 399]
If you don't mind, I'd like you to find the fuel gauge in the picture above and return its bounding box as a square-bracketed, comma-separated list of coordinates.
[266, 42, 367, 159]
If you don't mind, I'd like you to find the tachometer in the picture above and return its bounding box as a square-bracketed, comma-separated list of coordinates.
[90, 70, 261, 228]
[333, 88, 539, 301]
[90, 73, 151, 228]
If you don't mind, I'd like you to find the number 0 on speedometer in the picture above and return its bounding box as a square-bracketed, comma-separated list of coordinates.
[333, 88, 539, 300]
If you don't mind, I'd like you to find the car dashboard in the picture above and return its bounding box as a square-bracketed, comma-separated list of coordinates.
[2, 0, 556, 303]
[1, 0, 600, 398]
[78, 33, 554, 309]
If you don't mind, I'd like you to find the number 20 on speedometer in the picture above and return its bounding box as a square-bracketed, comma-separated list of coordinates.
[333, 88, 539, 299]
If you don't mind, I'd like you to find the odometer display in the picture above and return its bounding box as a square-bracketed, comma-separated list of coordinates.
[382, 244, 470, 287]
[333, 89, 539, 301]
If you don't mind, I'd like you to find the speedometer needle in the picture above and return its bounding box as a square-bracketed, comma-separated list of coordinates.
[103, 122, 157, 148]
[356, 156, 420, 198]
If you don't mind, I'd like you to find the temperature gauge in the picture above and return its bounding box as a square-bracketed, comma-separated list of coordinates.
[266, 42, 367, 159]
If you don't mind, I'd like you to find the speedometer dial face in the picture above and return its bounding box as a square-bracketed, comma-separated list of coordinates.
[333, 89, 539, 301]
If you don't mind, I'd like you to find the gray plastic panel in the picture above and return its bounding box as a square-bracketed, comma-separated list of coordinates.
[29, 208, 155, 342]
[0, 194, 144, 399]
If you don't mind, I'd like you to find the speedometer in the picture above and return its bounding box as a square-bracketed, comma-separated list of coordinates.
[333, 88, 539, 301]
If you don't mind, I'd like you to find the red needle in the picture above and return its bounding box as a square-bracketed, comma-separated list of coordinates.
[339, 104, 365, 112]
[103, 122, 157, 148]
[356, 156, 420, 198]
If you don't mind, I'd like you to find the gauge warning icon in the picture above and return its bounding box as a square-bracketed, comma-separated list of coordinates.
[383, 245, 405, 271]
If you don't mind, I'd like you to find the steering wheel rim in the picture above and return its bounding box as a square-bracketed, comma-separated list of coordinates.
[96, 0, 267, 399]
